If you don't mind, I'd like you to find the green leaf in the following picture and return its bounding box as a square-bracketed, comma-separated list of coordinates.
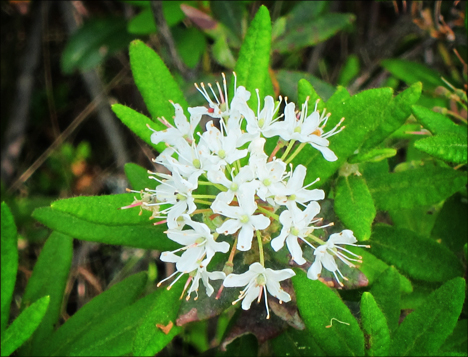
[297, 79, 324, 112]
[366, 167, 467, 210]
[173, 27, 206, 69]
[411, 105, 462, 135]
[361, 82, 422, 150]
[381, 59, 446, 92]
[285, 1, 328, 27]
[40, 272, 147, 356]
[61, 17, 136, 74]
[274, 13, 354, 53]
[369, 225, 464, 282]
[124, 162, 155, 190]
[270, 327, 325, 356]
[133, 282, 184, 356]
[334, 175, 376, 240]
[216, 333, 258, 357]
[111, 103, 166, 153]
[348, 148, 397, 164]
[347, 247, 412, 294]
[129, 39, 188, 122]
[414, 132, 467, 164]
[211, 32, 236, 69]
[295, 88, 394, 185]
[32, 206, 177, 251]
[1, 202, 18, 335]
[127, 2, 185, 35]
[338, 54, 360, 87]
[20, 232, 73, 355]
[439, 319, 468, 353]
[389, 278, 466, 356]
[210, 1, 245, 41]
[68, 289, 163, 356]
[1, 295, 50, 357]
[369, 267, 400, 334]
[275, 70, 335, 102]
[388, 204, 441, 237]
[233, 5, 272, 111]
[292, 269, 364, 356]
[360, 292, 390, 356]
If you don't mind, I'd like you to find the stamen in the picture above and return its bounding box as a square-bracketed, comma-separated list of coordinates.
[208, 83, 220, 104]
[264, 286, 270, 319]
[157, 271, 178, 287]
[302, 177, 320, 189]
[256, 89, 261, 117]
[222, 73, 229, 111]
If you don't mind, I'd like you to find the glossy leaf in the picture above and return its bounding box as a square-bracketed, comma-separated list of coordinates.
[292, 269, 364, 356]
[40, 272, 147, 356]
[234, 5, 272, 111]
[133, 281, 184, 356]
[20, 232, 73, 355]
[360, 292, 390, 356]
[389, 278, 466, 356]
[414, 132, 467, 164]
[1, 296, 50, 357]
[348, 148, 397, 164]
[32, 206, 177, 251]
[361, 82, 422, 150]
[270, 327, 325, 356]
[366, 167, 467, 210]
[411, 105, 463, 135]
[274, 13, 354, 53]
[1, 202, 18, 335]
[129, 39, 188, 122]
[334, 175, 376, 240]
[369, 267, 400, 334]
[61, 18, 135, 74]
[381, 59, 446, 92]
[369, 224, 464, 282]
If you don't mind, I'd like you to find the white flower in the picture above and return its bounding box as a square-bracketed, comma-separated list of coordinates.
[244, 91, 284, 139]
[252, 157, 287, 201]
[307, 230, 368, 286]
[270, 202, 321, 265]
[223, 262, 295, 319]
[208, 166, 256, 205]
[212, 183, 270, 251]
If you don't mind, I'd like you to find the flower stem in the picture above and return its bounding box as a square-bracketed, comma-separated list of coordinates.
[268, 139, 286, 162]
[256, 205, 279, 221]
[256, 230, 265, 266]
[192, 194, 217, 199]
[285, 142, 307, 165]
[280, 140, 296, 161]
[194, 199, 213, 206]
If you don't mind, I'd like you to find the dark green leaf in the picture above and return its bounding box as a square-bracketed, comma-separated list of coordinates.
[133, 281, 184, 356]
[124, 162, 155, 191]
[439, 320, 468, 353]
[334, 175, 376, 240]
[292, 269, 364, 356]
[1, 296, 50, 357]
[127, 2, 185, 35]
[129, 39, 188, 122]
[61, 18, 136, 74]
[369, 267, 400, 334]
[381, 59, 445, 92]
[270, 327, 325, 356]
[173, 27, 206, 69]
[338, 54, 360, 87]
[40, 272, 147, 356]
[216, 333, 258, 357]
[276, 70, 336, 102]
[388, 204, 441, 237]
[414, 132, 467, 164]
[20, 232, 73, 355]
[1, 202, 18, 335]
[297, 79, 324, 113]
[274, 13, 354, 53]
[369, 225, 464, 282]
[32, 207, 177, 251]
[361, 82, 422, 150]
[389, 278, 466, 356]
[348, 148, 397, 164]
[286, 1, 328, 27]
[366, 167, 467, 210]
[411, 105, 462, 135]
[233, 5, 272, 111]
[210, 1, 245, 41]
[360, 292, 390, 356]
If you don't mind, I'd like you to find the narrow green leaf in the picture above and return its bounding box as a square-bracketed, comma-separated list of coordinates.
[124, 162, 155, 191]
[361, 82, 422, 150]
[275, 70, 336, 102]
[338, 54, 360, 87]
[381, 59, 445, 92]
[369, 225, 464, 282]
[40, 272, 147, 356]
[129, 39, 188, 122]
[32, 207, 177, 251]
[210, 1, 245, 41]
[347, 247, 412, 294]
[133, 282, 184, 356]
[414, 132, 467, 164]
[274, 13, 355, 53]
[234, 5, 272, 111]
[366, 167, 467, 210]
[1, 296, 50, 357]
[390, 278, 466, 356]
[334, 175, 376, 240]
[270, 327, 325, 356]
[348, 148, 397, 164]
[439, 319, 468, 353]
[297, 79, 324, 113]
[292, 269, 364, 356]
[173, 27, 206, 69]
[411, 105, 462, 135]
[369, 267, 400, 334]
[127, 2, 185, 35]
[360, 292, 390, 356]
[1, 202, 18, 335]
[112, 103, 166, 153]
[20, 232, 73, 355]
[285, 1, 328, 26]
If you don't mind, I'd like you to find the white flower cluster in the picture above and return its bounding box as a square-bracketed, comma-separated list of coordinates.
[123, 74, 368, 319]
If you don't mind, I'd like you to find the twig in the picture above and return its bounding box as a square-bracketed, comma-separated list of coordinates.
[1, 1, 47, 184]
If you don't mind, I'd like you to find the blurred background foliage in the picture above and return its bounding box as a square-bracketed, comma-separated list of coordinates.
[0, 1, 466, 355]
